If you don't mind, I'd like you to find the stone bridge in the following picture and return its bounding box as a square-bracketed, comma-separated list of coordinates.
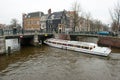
[0, 30, 53, 54]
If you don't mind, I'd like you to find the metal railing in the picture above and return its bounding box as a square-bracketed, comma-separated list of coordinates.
[0, 29, 119, 38]
[61, 31, 119, 37]
[0, 29, 53, 36]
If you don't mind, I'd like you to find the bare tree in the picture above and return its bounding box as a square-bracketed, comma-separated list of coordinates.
[71, 1, 83, 32]
[10, 18, 21, 31]
[85, 12, 91, 31]
[110, 1, 120, 32]
[93, 20, 103, 32]
[10, 18, 18, 28]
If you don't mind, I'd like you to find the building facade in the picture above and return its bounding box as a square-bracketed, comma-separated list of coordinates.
[22, 12, 44, 30]
[23, 10, 104, 33]
[40, 9, 52, 32]
[0, 24, 6, 29]
[46, 10, 69, 33]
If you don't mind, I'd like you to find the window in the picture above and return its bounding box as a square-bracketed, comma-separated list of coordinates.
[62, 43, 67, 46]
[68, 44, 73, 46]
[57, 43, 62, 45]
[51, 15, 55, 19]
[76, 45, 81, 48]
[83, 46, 89, 49]
[37, 21, 40, 25]
[90, 47, 93, 50]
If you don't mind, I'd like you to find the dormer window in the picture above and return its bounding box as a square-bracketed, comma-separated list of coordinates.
[51, 15, 55, 19]
[28, 15, 30, 18]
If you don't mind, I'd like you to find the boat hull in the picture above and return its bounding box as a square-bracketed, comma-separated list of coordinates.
[44, 38, 111, 56]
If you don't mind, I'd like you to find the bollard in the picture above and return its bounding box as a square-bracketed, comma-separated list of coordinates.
[8, 46, 11, 54]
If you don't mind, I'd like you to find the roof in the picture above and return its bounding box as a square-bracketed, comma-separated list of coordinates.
[27, 11, 44, 18]
[48, 11, 65, 19]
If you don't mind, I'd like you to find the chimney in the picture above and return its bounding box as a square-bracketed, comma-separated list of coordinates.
[22, 13, 27, 19]
[48, 9, 51, 14]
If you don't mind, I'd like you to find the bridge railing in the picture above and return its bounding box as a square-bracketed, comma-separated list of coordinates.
[66, 31, 119, 37]
[0, 29, 118, 37]
[67, 31, 98, 35]
[0, 29, 53, 36]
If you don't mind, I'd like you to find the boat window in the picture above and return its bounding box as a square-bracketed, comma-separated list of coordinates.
[48, 41, 51, 43]
[52, 42, 56, 44]
[57, 43, 60, 44]
[57, 43, 62, 45]
[83, 46, 89, 49]
[63, 43, 67, 46]
[76, 45, 81, 48]
[73, 45, 76, 47]
[90, 47, 92, 50]
[68, 44, 73, 46]
[81, 46, 84, 48]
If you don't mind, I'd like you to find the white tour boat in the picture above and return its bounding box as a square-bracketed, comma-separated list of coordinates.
[44, 38, 111, 56]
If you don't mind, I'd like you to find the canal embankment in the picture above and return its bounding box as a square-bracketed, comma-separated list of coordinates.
[0, 37, 20, 54]
[98, 36, 120, 48]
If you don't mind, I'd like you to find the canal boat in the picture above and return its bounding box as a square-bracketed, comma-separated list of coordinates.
[44, 38, 111, 56]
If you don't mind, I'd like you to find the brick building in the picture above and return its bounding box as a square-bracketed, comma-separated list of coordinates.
[22, 12, 44, 30]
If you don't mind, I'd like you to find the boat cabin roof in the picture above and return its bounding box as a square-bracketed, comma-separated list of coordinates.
[48, 38, 97, 47]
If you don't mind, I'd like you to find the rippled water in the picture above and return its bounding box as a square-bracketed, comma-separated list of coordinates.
[0, 45, 120, 80]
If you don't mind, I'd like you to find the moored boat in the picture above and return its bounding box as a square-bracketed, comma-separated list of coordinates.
[44, 38, 111, 56]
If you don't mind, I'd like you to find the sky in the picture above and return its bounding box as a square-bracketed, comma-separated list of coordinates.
[0, 0, 119, 25]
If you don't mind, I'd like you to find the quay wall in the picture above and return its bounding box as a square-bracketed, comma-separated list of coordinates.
[58, 34, 70, 40]
[5, 38, 20, 53]
[0, 37, 5, 54]
[98, 36, 120, 48]
[0, 37, 20, 54]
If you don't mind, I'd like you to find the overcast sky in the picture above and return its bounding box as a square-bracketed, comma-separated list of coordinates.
[0, 0, 119, 25]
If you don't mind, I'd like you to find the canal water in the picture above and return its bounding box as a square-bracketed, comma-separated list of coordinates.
[0, 37, 120, 80]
